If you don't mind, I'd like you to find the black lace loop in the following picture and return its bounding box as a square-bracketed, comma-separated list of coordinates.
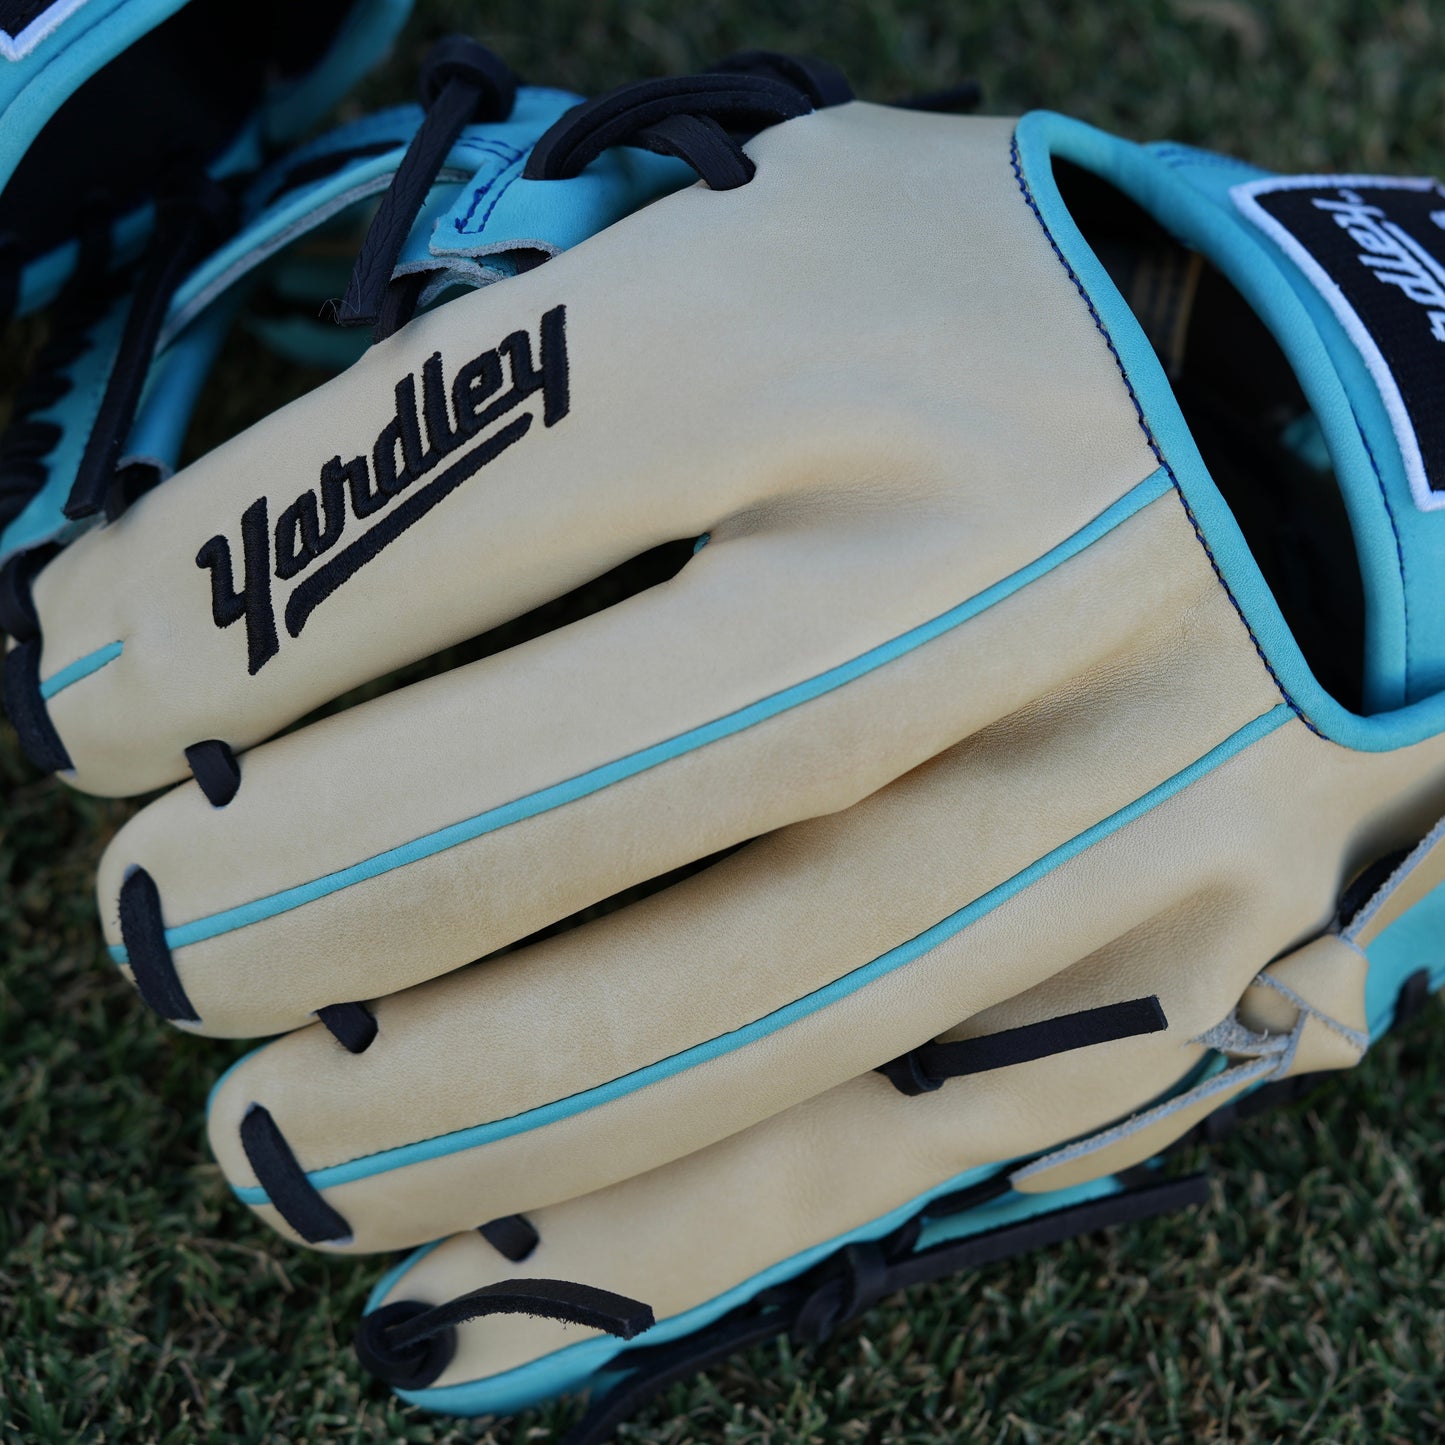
[337, 37, 518, 341]
[523, 73, 815, 185]
[632, 111, 756, 189]
[355, 1279, 654, 1391]
[790, 1242, 891, 1345]
[0, 543, 56, 640]
[352, 1171, 1214, 1443]
[478, 1213, 540, 1262]
[878, 995, 1168, 1096]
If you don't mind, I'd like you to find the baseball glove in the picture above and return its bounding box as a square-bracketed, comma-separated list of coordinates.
[6, 42, 1445, 1439]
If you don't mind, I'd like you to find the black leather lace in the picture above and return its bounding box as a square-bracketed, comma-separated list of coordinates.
[62, 173, 235, 522]
[353, 1171, 1205, 1442]
[0, 223, 113, 538]
[335, 43, 854, 347]
[338, 36, 519, 342]
[524, 50, 852, 188]
[354, 1277, 654, 1393]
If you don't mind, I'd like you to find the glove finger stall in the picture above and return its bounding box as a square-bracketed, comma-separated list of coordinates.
[203, 527, 1445, 1252]
[26, 110, 1151, 800]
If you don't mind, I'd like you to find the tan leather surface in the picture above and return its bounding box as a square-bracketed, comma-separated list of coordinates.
[212, 697, 1445, 1252]
[1010, 1073, 1258, 1195]
[1240, 934, 1369, 1045]
[375, 818, 1420, 1388]
[185, 107, 1445, 1259]
[118, 487, 1203, 1037]
[205, 483, 1297, 1245]
[1017, 932, 1373, 1195]
[40, 107, 1152, 800]
[1351, 825, 1445, 945]
[31, 102, 1445, 1378]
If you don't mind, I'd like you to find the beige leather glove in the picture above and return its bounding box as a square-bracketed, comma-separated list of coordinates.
[6, 47, 1445, 1434]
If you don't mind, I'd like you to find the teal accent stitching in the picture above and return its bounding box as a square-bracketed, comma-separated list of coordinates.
[116, 467, 1173, 970]
[230, 701, 1291, 1207]
[39, 639, 122, 699]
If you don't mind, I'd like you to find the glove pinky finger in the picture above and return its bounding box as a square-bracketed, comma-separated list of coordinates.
[355, 834, 1442, 1422]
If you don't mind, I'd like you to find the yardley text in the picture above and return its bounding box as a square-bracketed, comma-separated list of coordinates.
[196, 305, 569, 674]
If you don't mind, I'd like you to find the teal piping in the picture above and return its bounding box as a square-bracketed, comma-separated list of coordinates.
[117, 466, 1173, 968]
[231, 702, 1291, 1207]
[40, 639, 122, 699]
[1012, 111, 1445, 748]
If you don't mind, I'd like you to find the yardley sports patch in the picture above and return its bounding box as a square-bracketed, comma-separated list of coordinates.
[0, 0, 90, 62]
[1232, 174, 1445, 514]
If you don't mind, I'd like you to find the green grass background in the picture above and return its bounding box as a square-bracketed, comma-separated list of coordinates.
[4, 1, 1445, 1441]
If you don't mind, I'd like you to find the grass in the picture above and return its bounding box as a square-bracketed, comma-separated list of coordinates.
[3, 1, 1445, 1441]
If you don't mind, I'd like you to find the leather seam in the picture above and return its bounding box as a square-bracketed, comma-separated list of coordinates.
[1007, 128, 1323, 740]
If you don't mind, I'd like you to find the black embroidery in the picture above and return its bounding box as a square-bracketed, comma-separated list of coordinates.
[274, 463, 348, 580]
[197, 305, 570, 672]
[284, 415, 531, 641]
[196, 497, 279, 676]
[1238, 177, 1445, 503]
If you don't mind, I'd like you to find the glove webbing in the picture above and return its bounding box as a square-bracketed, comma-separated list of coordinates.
[560, 1169, 1209, 1445]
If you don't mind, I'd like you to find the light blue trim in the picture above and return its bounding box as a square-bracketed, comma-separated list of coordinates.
[257, 0, 413, 145]
[119, 468, 1173, 971]
[230, 702, 1290, 1208]
[1362, 874, 1445, 1039]
[377, 844, 1445, 1419]
[368, 1237, 445, 1309]
[0, 292, 130, 563]
[125, 289, 243, 472]
[163, 88, 599, 350]
[1, 1, 411, 318]
[0, 2, 188, 202]
[14, 204, 152, 320]
[380, 1159, 971, 1414]
[39, 639, 121, 699]
[911, 1168, 1125, 1252]
[385, 1166, 1145, 1417]
[205, 1034, 282, 1118]
[1012, 112, 1445, 748]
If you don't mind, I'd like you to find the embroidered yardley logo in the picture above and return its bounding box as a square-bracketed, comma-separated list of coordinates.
[197, 304, 568, 674]
[0, 0, 88, 62]
[1233, 175, 1445, 512]
[1311, 187, 1445, 342]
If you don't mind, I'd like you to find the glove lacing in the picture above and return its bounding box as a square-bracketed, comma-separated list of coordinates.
[62, 173, 237, 523]
[0, 221, 114, 540]
[337, 36, 520, 342]
[339, 41, 855, 346]
[354, 1277, 654, 1393]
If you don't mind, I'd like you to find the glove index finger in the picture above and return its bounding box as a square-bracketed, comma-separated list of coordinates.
[16, 106, 1156, 798]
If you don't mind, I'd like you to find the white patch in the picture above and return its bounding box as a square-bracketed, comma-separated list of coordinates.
[0, 0, 93, 62]
[1232, 173, 1445, 514]
[1433, 210, 1445, 231]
